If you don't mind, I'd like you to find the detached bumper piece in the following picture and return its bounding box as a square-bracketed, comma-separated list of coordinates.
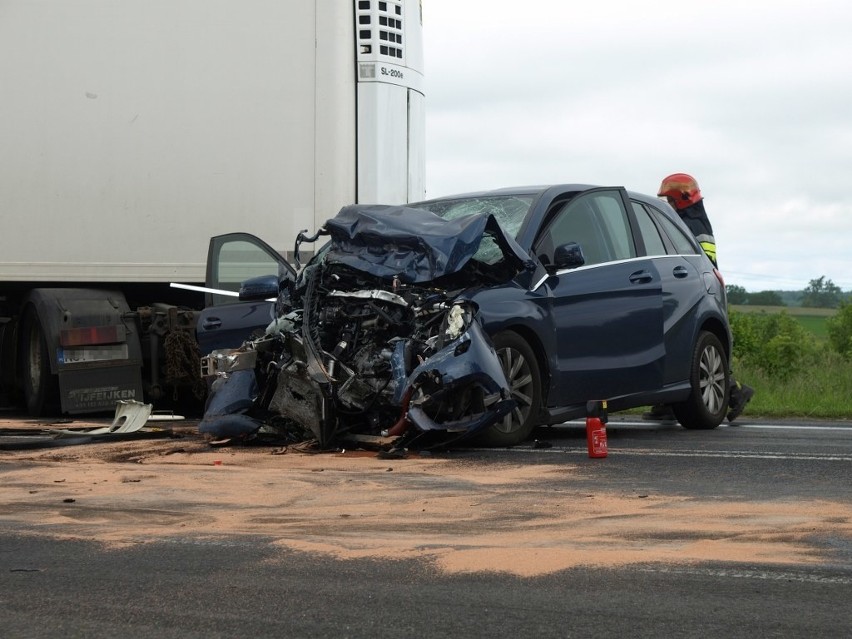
[0, 401, 176, 450]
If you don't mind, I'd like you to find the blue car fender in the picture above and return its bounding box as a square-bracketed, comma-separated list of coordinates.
[399, 321, 515, 435]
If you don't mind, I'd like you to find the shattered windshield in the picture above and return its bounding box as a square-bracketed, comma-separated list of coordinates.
[413, 195, 534, 265]
[414, 195, 534, 239]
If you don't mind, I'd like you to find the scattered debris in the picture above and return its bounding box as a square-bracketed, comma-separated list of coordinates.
[0, 401, 177, 450]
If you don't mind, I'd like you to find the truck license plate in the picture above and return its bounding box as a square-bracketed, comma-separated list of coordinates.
[58, 344, 130, 364]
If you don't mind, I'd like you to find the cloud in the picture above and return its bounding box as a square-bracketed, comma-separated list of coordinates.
[423, 0, 852, 291]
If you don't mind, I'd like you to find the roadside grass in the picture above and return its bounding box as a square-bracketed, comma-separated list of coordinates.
[731, 305, 852, 419]
[730, 305, 837, 317]
[733, 357, 852, 419]
[730, 304, 834, 340]
[793, 315, 830, 340]
[630, 356, 852, 420]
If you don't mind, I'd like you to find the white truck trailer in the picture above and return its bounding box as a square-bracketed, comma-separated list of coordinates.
[0, 0, 426, 415]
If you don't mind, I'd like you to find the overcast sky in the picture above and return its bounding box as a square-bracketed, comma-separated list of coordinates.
[421, 0, 852, 292]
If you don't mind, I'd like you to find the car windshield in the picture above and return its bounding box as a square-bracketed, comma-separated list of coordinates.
[414, 195, 534, 239]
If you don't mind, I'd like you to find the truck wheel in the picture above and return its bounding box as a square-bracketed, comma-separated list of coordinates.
[20, 308, 60, 416]
[673, 330, 728, 430]
[476, 331, 541, 446]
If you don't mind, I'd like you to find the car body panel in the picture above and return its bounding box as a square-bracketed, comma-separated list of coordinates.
[540, 258, 666, 403]
[197, 183, 732, 448]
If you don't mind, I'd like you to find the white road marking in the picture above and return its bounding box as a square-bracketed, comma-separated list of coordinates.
[469, 446, 852, 461]
[723, 423, 852, 431]
[602, 449, 852, 461]
[606, 420, 852, 431]
[638, 565, 852, 585]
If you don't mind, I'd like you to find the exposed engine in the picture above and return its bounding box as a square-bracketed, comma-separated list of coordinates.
[311, 266, 442, 408]
[286, 261, 485, 436]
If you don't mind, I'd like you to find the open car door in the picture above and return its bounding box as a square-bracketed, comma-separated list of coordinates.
[196, 233, 295, 355]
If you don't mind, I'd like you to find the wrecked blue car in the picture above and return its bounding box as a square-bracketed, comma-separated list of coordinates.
[198, 204, 533, 450]
[198, 185, 733, 450]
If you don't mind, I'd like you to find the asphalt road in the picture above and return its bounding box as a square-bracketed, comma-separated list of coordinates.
[2, 415, 851, 638]
[518, 417, 852, 502]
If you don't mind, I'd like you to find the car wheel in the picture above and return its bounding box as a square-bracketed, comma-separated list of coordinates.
[477, 331, 541, 446]
[20, 307, 60, 416]
[673, 330, 729, 430]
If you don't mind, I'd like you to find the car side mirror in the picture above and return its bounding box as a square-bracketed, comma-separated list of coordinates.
[552, 242, 585, 271]
[238, 274, 279, 301]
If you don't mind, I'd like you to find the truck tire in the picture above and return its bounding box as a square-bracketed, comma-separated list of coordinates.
[673, 330, 729, 430]
[476, 331, 541, 447]
[20, 307, 60, 416]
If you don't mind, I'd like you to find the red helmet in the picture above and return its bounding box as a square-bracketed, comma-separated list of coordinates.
[658, 173, 702, 210]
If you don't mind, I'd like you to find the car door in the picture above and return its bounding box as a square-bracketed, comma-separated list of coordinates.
[196, 233, 294, 355]
[631, 200, 711, 384]
[533, 189, 665, 404]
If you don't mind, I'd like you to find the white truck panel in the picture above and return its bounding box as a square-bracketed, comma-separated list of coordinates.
[354, 0, 425, 204]
[314, 3, 359, 228]
[357, 82, 410, 205]
[0, 0, 426, 416]
[0, 0, 359, 282]
[407, 89, 427, 202]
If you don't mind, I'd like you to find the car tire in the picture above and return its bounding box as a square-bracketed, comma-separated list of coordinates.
[476, 331, 541, 446]
[673, 330, 729, 430]
[20, 307, 60, 416]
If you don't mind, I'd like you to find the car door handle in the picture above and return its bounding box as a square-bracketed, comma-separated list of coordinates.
[629, 270, 653, 284]
[673, 266, 689, 279]
[201, 317, 222, 330]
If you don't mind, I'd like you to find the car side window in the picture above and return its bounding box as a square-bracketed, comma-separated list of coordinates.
[209, 238, 284, 306]
[651, 206, 701, 256]
[537, 191, 635, 267]
[595, 193, 636, 260]
[631, 202, 668, 256]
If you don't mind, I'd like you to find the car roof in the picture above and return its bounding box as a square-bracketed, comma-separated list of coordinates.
[627, 189, 667, 207]
[416, 185, 677, 220]
[413, 184, 600, 203]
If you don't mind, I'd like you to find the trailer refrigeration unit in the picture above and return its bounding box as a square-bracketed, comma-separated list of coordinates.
[0, 0, 426, 415]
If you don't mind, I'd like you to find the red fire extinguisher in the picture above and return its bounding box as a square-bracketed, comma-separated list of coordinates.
[586, 400, 608, 458]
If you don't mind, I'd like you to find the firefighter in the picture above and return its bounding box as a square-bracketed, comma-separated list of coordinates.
[645, 172, 754, 423]
[657, 172, 718, 267]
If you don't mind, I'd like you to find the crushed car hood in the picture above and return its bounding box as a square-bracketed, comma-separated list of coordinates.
[324, 205, 535, 284]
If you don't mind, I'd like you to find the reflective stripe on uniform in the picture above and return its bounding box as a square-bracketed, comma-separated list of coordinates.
[699, 241, 717, 266]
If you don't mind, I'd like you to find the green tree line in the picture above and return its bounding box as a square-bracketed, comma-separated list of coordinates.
[727, 303, 852, 418]
[726, 275, 850, 308]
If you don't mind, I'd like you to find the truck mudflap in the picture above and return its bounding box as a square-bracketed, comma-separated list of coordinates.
[24, 288, 144, 414]
[58, 366, 144, 414]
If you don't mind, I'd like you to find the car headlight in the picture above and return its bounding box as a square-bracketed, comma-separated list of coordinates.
[442, 302, 476, 343]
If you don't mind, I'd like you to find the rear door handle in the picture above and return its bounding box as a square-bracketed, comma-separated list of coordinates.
[673, 266, 690, 279]
[201, 318, 222, 330]
[629, 270, 653, 284]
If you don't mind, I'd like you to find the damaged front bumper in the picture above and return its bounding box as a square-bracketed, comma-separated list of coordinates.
[403, 321, 515, 436]
[199, 317, 515, 450]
